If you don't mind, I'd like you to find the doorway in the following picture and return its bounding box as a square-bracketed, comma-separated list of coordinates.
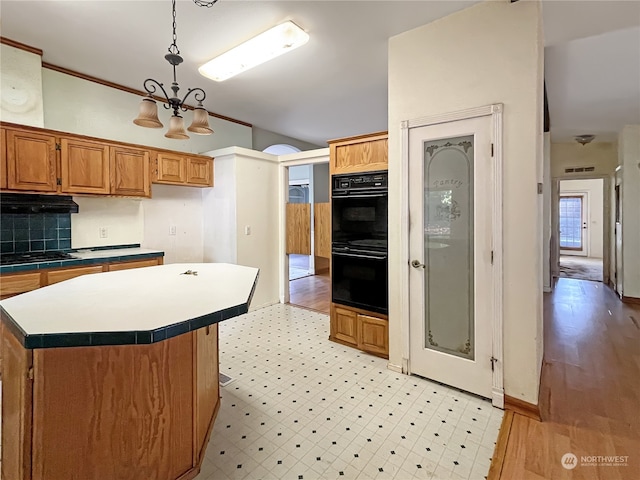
[282, 161, 331, 314]
[406, 109, 501, 402]
[558, 179, 604, 282]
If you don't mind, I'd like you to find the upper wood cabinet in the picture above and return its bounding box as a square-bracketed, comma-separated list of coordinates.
[5, 128, 58, 192]
[110, 146, 151, 197]
[1, 129, 7, 190]
[60, 138, 110, 195]
[328, 131, 388, 175]
[153, 152, 213, 188]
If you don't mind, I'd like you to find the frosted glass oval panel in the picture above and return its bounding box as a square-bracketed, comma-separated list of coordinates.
[423, 135, 474, 360]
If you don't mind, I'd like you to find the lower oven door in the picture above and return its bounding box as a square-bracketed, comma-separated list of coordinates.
[332, 250, 388, 314]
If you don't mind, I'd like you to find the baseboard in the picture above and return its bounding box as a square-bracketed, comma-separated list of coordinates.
[504, 394, 541, 421]
[487, 410, 514, 480]
[622, 295, 640, 305]
[387, 362, 403, 373]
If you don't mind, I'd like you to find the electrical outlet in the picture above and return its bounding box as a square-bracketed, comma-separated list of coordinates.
[169, 225, 177, 236]
[99, 227, 108, 238]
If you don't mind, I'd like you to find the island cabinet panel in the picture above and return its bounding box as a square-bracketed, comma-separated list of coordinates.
[31, 333, 194, 480]
[6, 129, 58, 192]
[195, 325, 220, 457]
[1, 326, 33, 480]
[1, 128, 7, 190]
[60, 138, 111, 194]
[329, 132, 388, 175]
[45, 265, 104, 285]
[110, 146, 151, 197]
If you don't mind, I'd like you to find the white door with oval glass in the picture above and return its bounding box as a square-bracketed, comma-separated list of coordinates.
[408, 114, 495, 399]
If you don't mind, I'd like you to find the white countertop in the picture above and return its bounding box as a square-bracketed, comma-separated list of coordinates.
[1, 263, 259, 337]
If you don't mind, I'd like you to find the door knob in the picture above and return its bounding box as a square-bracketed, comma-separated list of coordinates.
[411, 259, 425, 269]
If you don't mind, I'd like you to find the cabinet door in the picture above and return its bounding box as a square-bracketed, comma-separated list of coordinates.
[1, 128, 7, 189]
[107, 258, 163, 271]
[0, 272, 42, 298]
[110, 146, 151, 197]
[330, 134, 388, 175]
[331, 306, 358, 346]
[46, 265, 105, 285]
[156, 152, 186, 184]
[6, 129, 58, 192]
[358, 314, 389, 357]
[195, 325, 219, 454]
[60, 138, 110, 194]
[186, 157, 213, 187]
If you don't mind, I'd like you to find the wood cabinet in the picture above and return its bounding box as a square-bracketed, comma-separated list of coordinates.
[154, 152, 213, 187]
[107, 258, 163, 271]
[1, 121, 213, 196]
[45, 265, 105, 285]
[0, 272, 42, 299]
[195, 325, 219, 453]
[328, 131, 388, 175]
[330, 303, 389, 358]
[60, 138, 111, 194]
[110, 146, 151, 197]
[5, 128, 57, 192]
[1, 128, 7, 190]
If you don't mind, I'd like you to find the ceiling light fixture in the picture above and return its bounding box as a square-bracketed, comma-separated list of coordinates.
[199, 21, 309, 82]
[575, 134, 595, 146]
[133, 0, 217, 139]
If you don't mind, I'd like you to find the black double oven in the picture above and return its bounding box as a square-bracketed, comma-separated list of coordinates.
[331, 171, 388, 314]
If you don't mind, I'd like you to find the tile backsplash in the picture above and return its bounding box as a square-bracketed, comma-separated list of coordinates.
[0, 213, 72, 254]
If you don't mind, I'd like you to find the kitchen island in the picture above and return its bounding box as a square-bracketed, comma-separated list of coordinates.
[0, 263, 259, 480]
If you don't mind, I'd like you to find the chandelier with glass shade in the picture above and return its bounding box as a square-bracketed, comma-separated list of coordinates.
[133, 0, 218, 139]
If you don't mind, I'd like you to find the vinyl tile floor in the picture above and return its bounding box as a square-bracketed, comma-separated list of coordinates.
[195, 304, 503, 480]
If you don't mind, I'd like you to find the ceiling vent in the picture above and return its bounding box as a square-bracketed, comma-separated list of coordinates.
[564, 166, 596, 173]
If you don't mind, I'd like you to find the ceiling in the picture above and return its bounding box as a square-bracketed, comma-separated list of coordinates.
[1, 1, 639, 146]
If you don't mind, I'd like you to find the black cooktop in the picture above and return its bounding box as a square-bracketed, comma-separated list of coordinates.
[0, 251, 76, 266]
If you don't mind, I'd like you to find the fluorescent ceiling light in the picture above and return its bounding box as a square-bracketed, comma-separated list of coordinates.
[199, 21, 309, 82]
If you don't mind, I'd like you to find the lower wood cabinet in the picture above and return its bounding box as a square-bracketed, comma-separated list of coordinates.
[107, 258, 163, 271]
[330, 303, 389, 358]
[46, 265, 105, 285]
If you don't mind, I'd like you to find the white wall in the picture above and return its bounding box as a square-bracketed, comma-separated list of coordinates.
[313, 163, 330, 204]
[388, 0, 544, 404]
[202, 148, 280, 310]
[560, 179, 604, 258]
[141, 184, 205, 264]
[619, 125, 640, 298]
[0, 44, 44, 127]
[72, 197, 143, 249]
[551, 142, 618, 178]
[252, 126, 323, 152]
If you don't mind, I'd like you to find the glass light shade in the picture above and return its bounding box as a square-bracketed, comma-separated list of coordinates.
[165, 115, 190, 140]
[187, 105, 214, 135]
[199, 21, 309, 82]
[133, 97, 163, 128]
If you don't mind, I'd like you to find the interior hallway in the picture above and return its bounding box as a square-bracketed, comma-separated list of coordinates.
[289, 272, 330, 315]
[490, 278, 640, 479]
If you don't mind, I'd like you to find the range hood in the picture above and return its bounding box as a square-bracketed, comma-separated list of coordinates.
[1, 193, 79, 214]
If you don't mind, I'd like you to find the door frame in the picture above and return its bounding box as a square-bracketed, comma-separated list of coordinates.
[400, 104, 504, 408]
[278, 150, 330, 305]
[551, 175, 611, 286]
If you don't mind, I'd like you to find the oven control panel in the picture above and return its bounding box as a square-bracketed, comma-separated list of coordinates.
[332, 171, 388, 193]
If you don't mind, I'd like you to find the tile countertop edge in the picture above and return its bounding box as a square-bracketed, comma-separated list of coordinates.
[1, 301, 249, 350]
[0, 249, 165, 274]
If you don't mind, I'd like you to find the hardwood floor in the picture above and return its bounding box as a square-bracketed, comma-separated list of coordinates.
[491, 278, 640, 479]
[288, 272, 330, 314]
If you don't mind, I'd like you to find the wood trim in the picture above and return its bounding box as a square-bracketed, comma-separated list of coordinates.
[504, 394, 541, 421]
[487, 410, 514, 480]
[327, 130, 388, 145]
[622, 295, 640, 305]
[0, 37, 43, 56]
[41, 63, 252, 128]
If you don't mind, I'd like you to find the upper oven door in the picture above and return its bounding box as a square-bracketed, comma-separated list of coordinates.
[332, 192, 388, 244]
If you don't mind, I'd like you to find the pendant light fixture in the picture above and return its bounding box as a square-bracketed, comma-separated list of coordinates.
[133, 0, 217, 139]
